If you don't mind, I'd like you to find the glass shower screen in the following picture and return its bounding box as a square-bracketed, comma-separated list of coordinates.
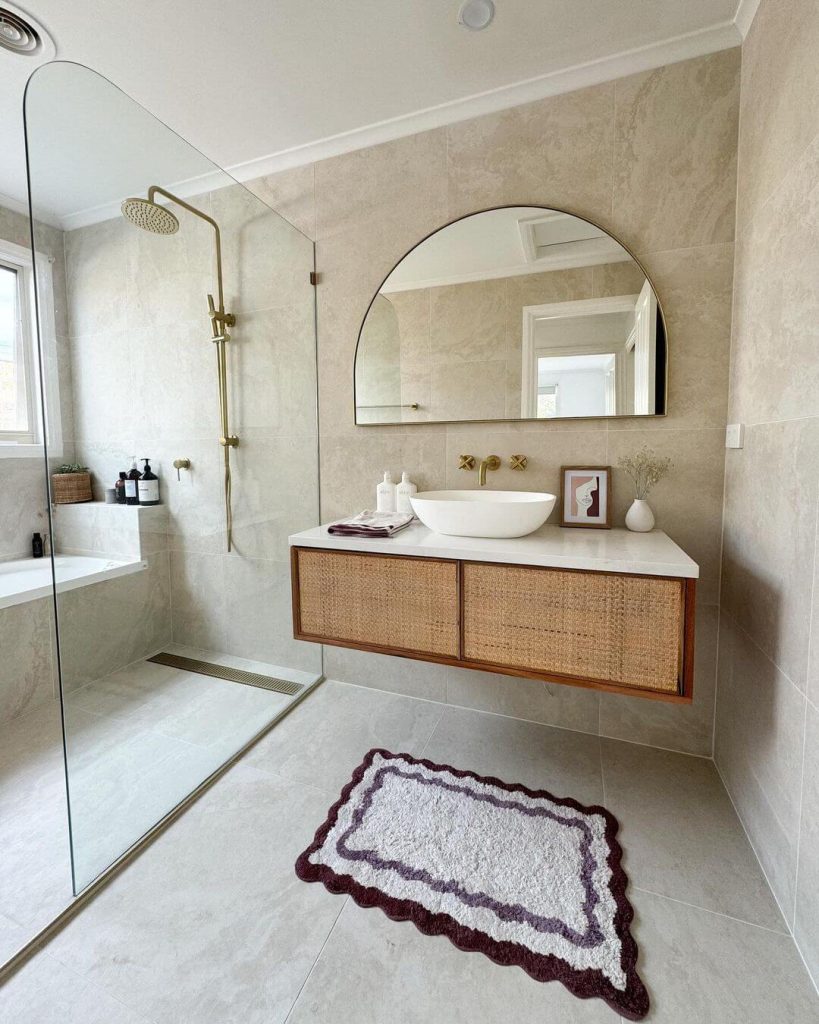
[25, 61, 322, 892]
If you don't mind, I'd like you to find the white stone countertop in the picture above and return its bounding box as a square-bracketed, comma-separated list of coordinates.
[289, 522, 699, 579]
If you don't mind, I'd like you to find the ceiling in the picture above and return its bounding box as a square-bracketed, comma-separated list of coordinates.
[0, 0, 755, 223]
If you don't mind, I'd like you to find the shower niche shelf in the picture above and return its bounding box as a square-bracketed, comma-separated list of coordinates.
[289, 524, 697, 702]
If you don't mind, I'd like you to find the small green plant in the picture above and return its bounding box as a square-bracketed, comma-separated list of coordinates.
[617, 446, 672, 500]
[54, 463, 89, 474]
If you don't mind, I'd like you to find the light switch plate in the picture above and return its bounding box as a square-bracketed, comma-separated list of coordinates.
[725, 423, 744, 449]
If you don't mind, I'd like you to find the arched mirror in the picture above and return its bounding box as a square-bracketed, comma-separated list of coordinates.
[354, 206, 667, 425]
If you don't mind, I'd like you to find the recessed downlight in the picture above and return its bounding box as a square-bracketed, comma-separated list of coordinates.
[0, 3, 54, 58]
[458, 0, 495, 31]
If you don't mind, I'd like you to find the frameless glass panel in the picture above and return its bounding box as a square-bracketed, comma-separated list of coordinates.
[354, 206, 666, 425]
[25, 62, 322, 892]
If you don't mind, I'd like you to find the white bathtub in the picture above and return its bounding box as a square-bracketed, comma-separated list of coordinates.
[0, 554, 146, 610]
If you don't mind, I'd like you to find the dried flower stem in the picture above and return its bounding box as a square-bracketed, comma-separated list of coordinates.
[617, 446, 672, 500]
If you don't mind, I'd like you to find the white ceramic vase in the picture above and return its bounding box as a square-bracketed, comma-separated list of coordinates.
[626, 498, 655, 532]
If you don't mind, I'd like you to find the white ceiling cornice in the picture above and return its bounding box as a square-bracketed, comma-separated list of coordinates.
[734, 0, 763, 39]
[226, 20, 741, 186]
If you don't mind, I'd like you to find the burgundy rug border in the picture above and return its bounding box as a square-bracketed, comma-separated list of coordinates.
[294, 748, 649, 1021]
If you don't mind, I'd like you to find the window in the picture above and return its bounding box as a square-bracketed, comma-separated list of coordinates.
[0, 238, 56, 455]
[0, 257, 36, 443]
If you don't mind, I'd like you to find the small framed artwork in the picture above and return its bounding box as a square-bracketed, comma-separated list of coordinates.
[560, 466, 612, 529]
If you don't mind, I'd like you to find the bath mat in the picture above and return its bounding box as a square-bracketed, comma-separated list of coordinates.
[295, 749, 648, 1020]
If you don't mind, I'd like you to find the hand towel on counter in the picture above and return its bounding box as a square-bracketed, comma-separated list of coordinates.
[328, 510, 415, 537]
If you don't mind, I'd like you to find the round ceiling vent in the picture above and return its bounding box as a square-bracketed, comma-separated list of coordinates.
[458, 0, 495, 31]
[0, 4, 54, 58]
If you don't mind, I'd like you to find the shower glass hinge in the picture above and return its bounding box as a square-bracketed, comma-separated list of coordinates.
[310, 271, 320, 285]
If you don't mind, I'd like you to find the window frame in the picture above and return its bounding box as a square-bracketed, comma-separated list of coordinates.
[0, 237, 58, 459]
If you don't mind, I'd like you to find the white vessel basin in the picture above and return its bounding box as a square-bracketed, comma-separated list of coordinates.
[410, 490, 557, 539]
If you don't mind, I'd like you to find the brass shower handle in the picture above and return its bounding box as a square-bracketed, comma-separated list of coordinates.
[207, 293, 236, 329]
[173, 458, 191, 481]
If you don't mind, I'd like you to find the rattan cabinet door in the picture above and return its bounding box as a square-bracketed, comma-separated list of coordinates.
[462, 562, 684, 693]
[294, 549, 460, 658]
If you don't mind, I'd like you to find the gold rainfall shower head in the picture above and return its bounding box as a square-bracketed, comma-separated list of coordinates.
[120, 197, 180, 235]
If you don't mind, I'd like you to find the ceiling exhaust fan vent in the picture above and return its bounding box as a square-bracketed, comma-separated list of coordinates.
[0, 5, 49, 57]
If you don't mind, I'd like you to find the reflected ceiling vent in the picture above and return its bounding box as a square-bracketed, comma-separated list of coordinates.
[0, 4, 53, 58]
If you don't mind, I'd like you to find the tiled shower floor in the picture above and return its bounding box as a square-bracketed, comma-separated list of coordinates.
[0, 647, 315, 961]
[1, 679, 817, 1022]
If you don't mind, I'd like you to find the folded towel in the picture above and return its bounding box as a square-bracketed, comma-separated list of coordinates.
[328, 510, 415, 538]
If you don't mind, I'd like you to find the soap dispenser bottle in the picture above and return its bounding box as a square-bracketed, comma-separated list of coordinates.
[396, 471, 417, 514]
[124, 457, 141, 506]
[115, 472, 127, 504]
[138, 459, 160, 506]
[376, 471, 396, 513]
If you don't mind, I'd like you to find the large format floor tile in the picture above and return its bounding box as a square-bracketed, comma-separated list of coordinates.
[2, 680, 816, 1024]
[45, 763, 346, 1024]
[242, 680, 444, 796]
[422, 704, 604, 805]
[600, 739, 786, 930]
[285, 898, 614, 1024]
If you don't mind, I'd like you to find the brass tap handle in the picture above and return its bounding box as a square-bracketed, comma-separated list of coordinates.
[173, 458, 191, 481]
[510, 454, 528, 471]
[459, 455, 476, 471]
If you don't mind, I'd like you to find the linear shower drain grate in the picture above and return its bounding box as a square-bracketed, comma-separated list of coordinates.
[148, 653, 304, 696]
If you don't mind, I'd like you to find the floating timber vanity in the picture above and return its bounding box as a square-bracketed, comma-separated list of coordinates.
[289, 523, 698, 703]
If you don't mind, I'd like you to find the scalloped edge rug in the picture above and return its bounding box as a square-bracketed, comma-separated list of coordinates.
[295, 749, 649, 1020]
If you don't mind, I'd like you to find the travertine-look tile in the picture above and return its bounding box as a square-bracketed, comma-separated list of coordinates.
[606, 427, 726, 583]
[0, 598, 55, 723]
[318, 430, 447, 522]
[422, 705, 603, 806]
[64, 218, 129, 337]
[446, 83, 614, 221]
[627, 888, 818, 1023]
[325, 647, 448, 703]
[285, 899, 614, 1024]
[714, 613, 805, 918]
[445, 666, 600, 735]
[619, 243, 734, 431]
[598, 603, 718, 757]
[794, 699, 819, 983]
[0, 950, 153, 1024]
[443, 426, 608, 502]
[601, 739, 785, 930]
[46, 763, 348, 1024]
[729, 134, 819, 425]
[720, 420, 819, 692]
[244, 163, 317, 241]
[243, 680, 443, 796]
[613, 49, 740, 253]
[736, 0, 819, 229]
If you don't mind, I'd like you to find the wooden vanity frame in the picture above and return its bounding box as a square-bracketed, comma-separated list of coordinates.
[291, 546, 695, 704]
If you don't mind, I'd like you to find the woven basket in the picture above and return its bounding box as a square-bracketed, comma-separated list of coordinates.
[51, 471, 93, 504]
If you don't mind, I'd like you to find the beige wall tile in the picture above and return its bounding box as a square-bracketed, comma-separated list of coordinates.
[445, 667, 600, 735]
[794, 699, 819, 981]
[737, 0, 819, 230]
[622, 243, 734, 431]
[613, 49, 740, 253]
[721, 420, 819, 693]
[446, 83, 614, 221]
[728, 135, 819, 426]
[606, 427, 726, 583]
[244, 164, 316, 241]
[715, 612, 805, 918]
[0, 599, 55, 723]
[324, 647, 448, 703]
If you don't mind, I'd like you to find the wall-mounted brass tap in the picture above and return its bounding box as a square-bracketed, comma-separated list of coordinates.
[478, 455, 501, 486]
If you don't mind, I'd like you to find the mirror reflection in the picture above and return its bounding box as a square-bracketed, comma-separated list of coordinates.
[355, 207, 666, 425]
